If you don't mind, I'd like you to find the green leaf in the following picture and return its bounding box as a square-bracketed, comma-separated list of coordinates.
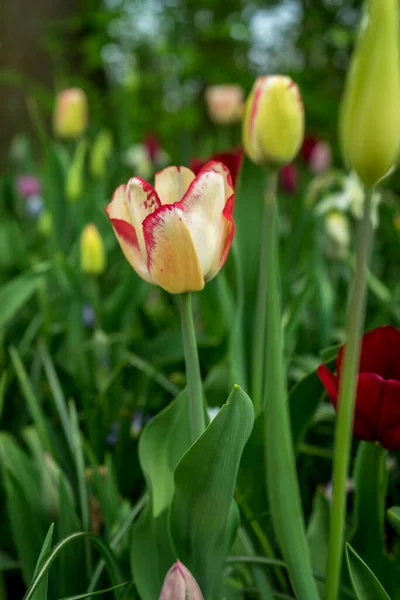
[23, 532, 124, 600]
[307, 491, 330, 598]
[350, 442, 400, 598]
[57, 478, 84, 598]
[31, 524, 54, 600]
[57, 582, 128, 600]
[387, 506, 400, 535]
[0, 550, 18, 572]
[169, 385, 254, 598]
[9, 346, 55, 456]
[131, 389, 192, 600]
[289, 367, 327, 450]
[346, 544, 390, 600]
[0, 271, 43, 330]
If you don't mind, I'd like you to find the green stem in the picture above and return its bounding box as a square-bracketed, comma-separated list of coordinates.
[263, 170, 319, 600]
[179, 292, 206, 442]
[251, 170, 279, 415]
[326, 187, 374, 600]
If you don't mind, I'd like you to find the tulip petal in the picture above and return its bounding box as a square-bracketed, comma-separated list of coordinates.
[198, 160, 234, 200]
[127, 178, 161, 258]
[353, 373, 384, 442]
[105, 185, 153, 282]
[180, 168, 229, 280]
[337, 326, 400, 379]
[377, 379, 400, 450]
[317, 364, 339, 405]
[143, 205, 204, 294]
[154, 166, 195, 205]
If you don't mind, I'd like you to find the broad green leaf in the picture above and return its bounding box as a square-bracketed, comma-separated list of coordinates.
[307, 491, 330, 598]
[0, 271, 43, 330]
[169, 385, 254, 598]
[350, 442, 400, 598]
[346, 544, 390, 600]
[289, 367, 328, 450]
[131, 389, 192, 599]
[31, 524, 54, 600]
[233, 157, 265, 369]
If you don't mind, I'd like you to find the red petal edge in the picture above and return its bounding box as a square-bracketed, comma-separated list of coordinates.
[220, 193, 235, 268]
[317, 364, 339, 406]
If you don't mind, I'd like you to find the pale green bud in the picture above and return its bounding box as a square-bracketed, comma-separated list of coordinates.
[339, 0, 400, 186]
[89, 129, 113, 179]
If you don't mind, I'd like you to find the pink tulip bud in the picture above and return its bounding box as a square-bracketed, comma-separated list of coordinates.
[205, 85, 244, 125]
[53, 88, 88, 139]
[309, 141, 332, 174]
[159, 561, 204, 600]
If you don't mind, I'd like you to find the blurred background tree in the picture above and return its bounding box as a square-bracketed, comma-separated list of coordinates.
[1, 0, 363, 163]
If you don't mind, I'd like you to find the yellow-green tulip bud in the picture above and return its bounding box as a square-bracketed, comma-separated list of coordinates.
[243, 75, 304, 167]
[89, 129, 113, 179]
[80, 224, 106, 276]
[339, 0, 400, 186]
[65, 139, 87, 203]
[53, 88, 89, 139]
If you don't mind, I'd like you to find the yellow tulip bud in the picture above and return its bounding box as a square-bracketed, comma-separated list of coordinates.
[339, 0, 400, 187]
[243, 75, 304, 167]
[89, 129, 113, 179]
[80, 224, 106, 276]
[53, 88, 88, 139]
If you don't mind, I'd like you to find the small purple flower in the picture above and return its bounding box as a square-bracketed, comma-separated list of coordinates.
[106, 421, 119, 445]
[16, 175, 41, 199]
[82, 303, 96, 328]
[26, 195, 44, 218]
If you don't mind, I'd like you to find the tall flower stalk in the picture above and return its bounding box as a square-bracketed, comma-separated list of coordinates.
[325, 189, 373, 600]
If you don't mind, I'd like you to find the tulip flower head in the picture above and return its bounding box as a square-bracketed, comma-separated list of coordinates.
[279, 163, 298, 194]
[309, 141, 332, 174]
[205, 85, 245, 125]
[106, 162, 235, 294]
[339, 0, 400, 186]
[80, 224, 106, 276]
[53, 88, 88, 139]
[317, 326, 400, 450]
[243, 75, 304, 167]
[159, 561, 204, 600]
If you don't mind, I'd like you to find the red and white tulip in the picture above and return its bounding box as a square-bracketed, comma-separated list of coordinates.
[105, 162, 235, 294]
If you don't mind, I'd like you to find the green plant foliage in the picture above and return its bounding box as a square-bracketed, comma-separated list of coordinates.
[346, 544, 391, 600]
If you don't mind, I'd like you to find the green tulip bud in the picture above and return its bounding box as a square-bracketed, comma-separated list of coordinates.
[339, 0, 400, 186]
[89, 129, 113, 179]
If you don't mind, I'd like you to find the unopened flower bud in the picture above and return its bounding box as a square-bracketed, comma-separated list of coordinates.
[159, 561, 204, 600]
[205, 85, 244, 125]
[243, 75, 304, 167]
[90, 129, 113, 179]
[80, 224, 106, 275]
[339, 0, 400, 186]
[53, 88, 88, 139]
[66, 139, 87, 203]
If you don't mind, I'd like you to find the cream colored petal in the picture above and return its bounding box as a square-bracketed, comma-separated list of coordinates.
[105, 185, 153, 283]
[180, 169, 228, 280]
[154, 166, 195, 205]
[142, 205, 204, 294]
[126, 178, 161, 259]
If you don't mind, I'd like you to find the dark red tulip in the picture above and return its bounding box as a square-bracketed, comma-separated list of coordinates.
[279, 163, 298, 194]
[300, 134, 319, 162]
[317, 326, 400, 450]
[190, 148, 243, 187]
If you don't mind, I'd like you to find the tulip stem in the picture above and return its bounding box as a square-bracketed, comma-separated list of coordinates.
[251, 169, 279, 415]
[179, 292, 206, 443]
[263, 170, 320, 600]
[326, 187, 374, 600]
